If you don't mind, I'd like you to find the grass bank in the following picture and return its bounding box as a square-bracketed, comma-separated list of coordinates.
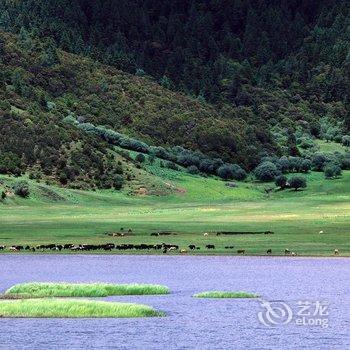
[193, 291, 259, 298]
[4, 282, 170, 298]
[0, 299, 164, 318]
[1, 171, 350, 256]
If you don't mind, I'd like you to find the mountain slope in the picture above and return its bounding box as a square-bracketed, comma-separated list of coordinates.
[1, 0, 349, 131]
[0, 30, 277, 189]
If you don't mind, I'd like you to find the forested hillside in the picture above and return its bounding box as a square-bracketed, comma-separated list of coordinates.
[1, 0, 349, 127]
[0, 29, 277, 189]
[0, 0, 349, 190]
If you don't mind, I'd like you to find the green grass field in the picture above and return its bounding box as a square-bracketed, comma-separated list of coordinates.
[0, 299, 163, 318]
[193, 291, 259, 298]
[4, 283, 170, 298]
[0, 169, 349, 256]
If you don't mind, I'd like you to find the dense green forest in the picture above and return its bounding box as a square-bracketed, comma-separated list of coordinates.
[0, 0, 349, 189]
[1, 1, 349, 117]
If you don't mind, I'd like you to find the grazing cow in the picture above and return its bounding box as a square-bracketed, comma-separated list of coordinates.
[180, 249, 188, 254]
[0, 245, 6, 250]
[291, 252, 297, 256]
[237, 249, 245, 255]
[203, 233, 208, 237]
[9, 246, 18, 252]
[284, 249, 290, 255]
[319, 230, 324, 234]
[188, 244, 196, 250]
[266, 249, 272, 254]
[206, 244, 215, 249]
[334, 249, 339, 256]
[168, 246, 177, 252]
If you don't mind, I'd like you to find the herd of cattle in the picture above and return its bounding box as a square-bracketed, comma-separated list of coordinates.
[0, 244, 341, 255]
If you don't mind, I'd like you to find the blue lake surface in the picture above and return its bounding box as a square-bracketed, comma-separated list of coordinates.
[0, 255, 349, 350]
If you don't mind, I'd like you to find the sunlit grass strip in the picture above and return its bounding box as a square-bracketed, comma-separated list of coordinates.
[193, 291, 259, 298]
[4, 282, 170, 298]
[0, 299, 164, 318]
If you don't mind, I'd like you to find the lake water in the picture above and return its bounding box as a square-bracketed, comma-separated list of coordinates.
[0, 255, 349, 350]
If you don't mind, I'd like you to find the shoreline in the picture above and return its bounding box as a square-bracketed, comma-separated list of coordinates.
[0, 253, 348, 258]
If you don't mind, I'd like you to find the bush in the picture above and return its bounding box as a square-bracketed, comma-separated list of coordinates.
[217, 164, 233, 180]
[298, 137, 314, 149]
[177, 153, 200, 167]
[148, 154, 156, 164]
[199, 159, 215, 174]
[324, 163, 342, 179]
[231, 164, 247, 181]
[275, 175, 288, 189]
[0, 152, 23, 175]
[135, 153, 146, 163]
[13, 181, 30, 197]
[166, 162, 178, 170]
[288, 157, 303, 172]
[311, 153, 328, 171]
[342, 135, 350, 147]
[277, 156, 290, 173]
[340, 154, 350, 170]
[112, 175, 124, 190]
[254, 161, 279, 182]
[289, 176, 307, 191]
[300, 159, 312, 173]
[187, 165, 199, 174]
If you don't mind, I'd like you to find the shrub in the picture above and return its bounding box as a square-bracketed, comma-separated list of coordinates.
[231, 164, 247, 181]
[342, 135, 350, 147]
[298, 136, 314, 149]
[300, 159, 312, 173]
[199, 159, 215, 174]
[166, 162, 178, 170]
[254, 161, 279, 182]
[217, 164, 234, 180]
[340, 154, 350, 170]
[135, 153, 146, 163]
[275, 175, 288, 189]
[187, 165, 199, 174]
[288, 157, 303, 172]
[13, 181, 30, 197]
[0, 151, 22, 175]
[311, 153, 328, 171]
[289, 176, 307, 191]
[135, 68, 146, 77]
[113, 175, 124, 189]
[177, 153, 200, 167]
[324, 163, 342, 179]
[148, 154, 155, 164]
[277, 156, 290, 173]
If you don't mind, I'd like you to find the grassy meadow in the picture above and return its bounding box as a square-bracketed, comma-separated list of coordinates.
[193, 291, 259, 298]
[4, 283, 170, 298]
[0, 168, 349, 256]
[0, 299, 163, 318]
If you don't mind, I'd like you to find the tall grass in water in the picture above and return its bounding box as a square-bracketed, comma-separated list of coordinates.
[5, 282, 170, 298]
[0, 299, 164, 318]
[193, 291, 259, 298]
